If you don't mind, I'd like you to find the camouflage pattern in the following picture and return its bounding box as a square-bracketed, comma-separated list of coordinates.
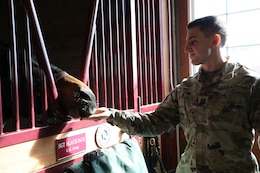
[107, 62, 260, 173]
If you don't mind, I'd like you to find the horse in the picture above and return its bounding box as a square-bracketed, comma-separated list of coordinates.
[0, 43, 96, 131]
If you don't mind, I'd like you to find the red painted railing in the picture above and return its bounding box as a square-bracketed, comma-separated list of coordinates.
[0, 0, 81, 146]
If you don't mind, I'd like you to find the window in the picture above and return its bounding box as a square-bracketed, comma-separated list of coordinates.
[190, 0, 260, 73]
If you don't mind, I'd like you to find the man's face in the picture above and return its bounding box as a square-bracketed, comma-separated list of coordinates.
[184, 26, 214, 65]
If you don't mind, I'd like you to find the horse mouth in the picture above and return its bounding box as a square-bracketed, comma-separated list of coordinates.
[79, 100, 97, 117]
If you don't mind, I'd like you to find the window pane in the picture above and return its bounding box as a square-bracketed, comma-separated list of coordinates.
[228, 45, 260, 73]
[191, 0, 227, 18]
[227, 10, 260, 47]
[227, 0, 260, 13]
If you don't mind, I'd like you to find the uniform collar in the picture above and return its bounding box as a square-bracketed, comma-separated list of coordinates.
[196, 61, 238, 84]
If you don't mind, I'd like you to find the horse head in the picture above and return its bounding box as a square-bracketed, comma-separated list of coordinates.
[54, 71, 97, 119]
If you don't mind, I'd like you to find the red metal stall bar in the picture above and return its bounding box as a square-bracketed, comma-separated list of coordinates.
[136, 1, 144, 107]
[151, 0, 159, 103]
[130, 0, 139, 112]
[120, 0, 129, 110]
[100, 0, 108, 107]
[107, 0, 115, 108]
[113, 0, 122, 109]
[41, 75, 48, 124]
[141, 0, 149, 105]
[24, 8, 36, 128]
[8, 0, 20, 131]
[91, 35, 99, 107]
[146, 0, 153, 104]
[0, 78, 3, 135]
[80, 0, 100, 85]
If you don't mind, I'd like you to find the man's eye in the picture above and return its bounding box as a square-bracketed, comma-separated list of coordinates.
[189, 39, 197, 45]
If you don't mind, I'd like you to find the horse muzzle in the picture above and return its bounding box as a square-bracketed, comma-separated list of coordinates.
[56, 73, 97, 119]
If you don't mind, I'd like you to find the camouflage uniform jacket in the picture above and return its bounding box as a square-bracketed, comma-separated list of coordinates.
[107, 62, 260, 173]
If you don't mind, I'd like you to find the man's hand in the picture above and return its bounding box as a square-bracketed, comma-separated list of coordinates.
[81, 107, 111, 121]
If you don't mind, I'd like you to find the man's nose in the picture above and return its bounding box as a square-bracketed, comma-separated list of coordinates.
[184, 42, 190, 53]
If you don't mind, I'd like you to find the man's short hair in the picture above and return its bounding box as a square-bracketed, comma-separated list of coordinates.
[187, 16, 227, 47]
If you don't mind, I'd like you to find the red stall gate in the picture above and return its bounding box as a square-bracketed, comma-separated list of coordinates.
[81, 0, 166, 112]
[0, 0, 174, 172]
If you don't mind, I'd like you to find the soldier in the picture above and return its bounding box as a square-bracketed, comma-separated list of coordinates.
[86, 16, 260, 173]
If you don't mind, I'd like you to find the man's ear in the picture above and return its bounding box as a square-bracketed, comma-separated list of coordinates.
[212, 34, 221, 47]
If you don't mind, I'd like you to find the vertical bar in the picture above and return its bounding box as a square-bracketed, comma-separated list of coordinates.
[147, 0, 153, 104]
[137, 96, 141, 112]
[121, 0, 128, 109]
[158, 0, 165, 99]
[101, 0, 107, 107]
[108, 0, 115, 108]
[136, 0, 143, 108]
[93, 34, 99, 107]
[41, 74, 48, 125]
[0, 77, 3, 134]
[8, 0, 20, 131]
[151, 0, 158, 102]
[24, 10, 35, 128]
[114, 0, 122, 109]
[168, 0, 174, 90]
[141, 0, 148, 105]
[130, 0, 138, 111]
[80, 0, 100, 84]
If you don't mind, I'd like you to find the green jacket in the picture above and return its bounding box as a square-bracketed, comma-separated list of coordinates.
[107, 62, 260, 173]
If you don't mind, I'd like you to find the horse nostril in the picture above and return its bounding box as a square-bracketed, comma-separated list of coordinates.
[80, 90, 91, 101]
